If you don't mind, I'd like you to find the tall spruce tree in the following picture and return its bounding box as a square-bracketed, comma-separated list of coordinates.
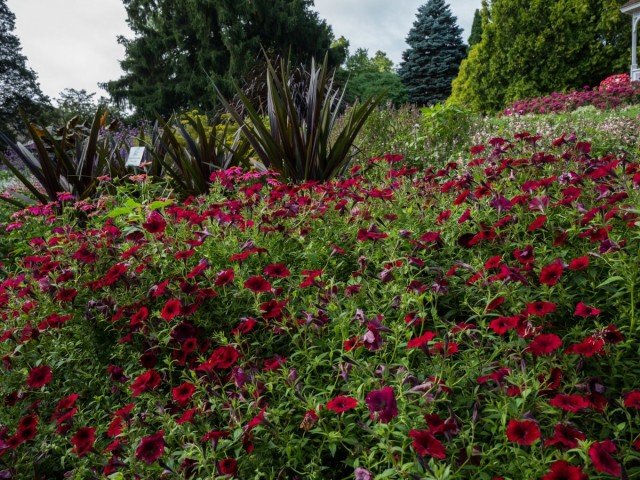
[449, 0, 630, 112]
[468, 9, 483, 47]
[398, 0, 466, 106]
[0, 0, 49, 136]
[105, 0, 343, 117]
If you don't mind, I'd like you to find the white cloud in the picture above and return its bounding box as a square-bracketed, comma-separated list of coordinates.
[6, 0, 478, 99]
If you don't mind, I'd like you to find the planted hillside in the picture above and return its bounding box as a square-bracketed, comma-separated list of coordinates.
[1, 122, 639, 478]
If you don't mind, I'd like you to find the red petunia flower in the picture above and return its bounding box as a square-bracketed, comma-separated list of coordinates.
[574, 302, 601, 318]
[260, 299, 287, 319]
[568, 256, 590, 271]
[71, 426, 96, 457]
[198, 345, 240, 371]
[542, 460, 587, 480]
[161, 298, 182, 321]
[17, 414, 39, 441]
[524, 301, 557, 317]
[143, 211, 167, 234]
[489, 316, 519, 335]
[409, 429, 446, 459]
[263, 263, 290, 278]
[218, 458, 238, 476]
[26, 365, 53, 389]
[565, 336, 605, 357]
[539, 261, 564, 286]
[549, 394, 591, 413]
[326, 395, 358, 414]
[135, 430, 165, 464]
[130, 369, 161, 397]
[528, 334, 562, 356]
[589, 440, 621, 477]
[214, 269, 235, 286]
[624, 391, 640, 409]
[528, 215, 547, 231]
[243, 275, 272, 293]
[172, 382, 196, 406]
[407, 331, 436, 349]
[505, 419, 541, 446]
[544, 424, 586, 450]
[365, 387, 398, 423]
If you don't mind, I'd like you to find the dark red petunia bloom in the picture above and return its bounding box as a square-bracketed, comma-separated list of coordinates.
[528, 334, 562, 356]
[489, 316, 519, 335]
[263, 263, 290, 278]
[568, 256, 590, 271]
[217, 458, 238, 476]
[71, 426, 96, 457]
[542, 460, 587, 480]
[544, 424, 586, 450]
[214, 268, 235, 286]
[624, 391, 640, 409]
[17, 414, 39, 441]
[409, 429, 446, 459]
[524, 301, 557, 317]
[407, 331, 436, 349]
[243, 275, 272, 293]
[161, 298, 182, 321]
[365, 387, 398, 423]
[260, 299, 287, 319]
[565, 336, 605, 357]
[528, 215, 547, 231]
[135, 430, 165, 464]
[198, 345, 240, 371]
[539, 261, 564, 286]
[26, 365, 53, 389]
[130, 369, 161, 397]
[326, 395, 358, 414]
[574, 302, 601, 318]
[172, 382, 196, 406]
[142, 211, 167, 234]
[549, 394, 591, 413]
[589, 440, 621, 477]
[505, 419, 541, 446]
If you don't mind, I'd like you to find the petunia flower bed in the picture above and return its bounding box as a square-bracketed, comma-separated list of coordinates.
[1, 132, 640, 478]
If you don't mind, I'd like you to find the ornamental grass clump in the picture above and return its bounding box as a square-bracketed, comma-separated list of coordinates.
[0, 107, 129, 207]
[217, 55, 384, 182]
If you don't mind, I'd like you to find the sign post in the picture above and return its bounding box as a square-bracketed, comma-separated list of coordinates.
[126, 147, 146, 168]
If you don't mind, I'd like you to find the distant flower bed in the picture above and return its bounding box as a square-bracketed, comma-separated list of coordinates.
[504, 74, 640, 116]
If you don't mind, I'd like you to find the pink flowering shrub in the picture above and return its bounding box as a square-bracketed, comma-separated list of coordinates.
[504, 74, 640, 116]
[1, 131, 640, 478]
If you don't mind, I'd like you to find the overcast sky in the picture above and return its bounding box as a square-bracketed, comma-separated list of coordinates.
[6, 0, 478, 101]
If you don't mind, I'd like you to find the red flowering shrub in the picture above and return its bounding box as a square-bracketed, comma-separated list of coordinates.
[1, 130, 640, 478]
[504, 74, 640, 115]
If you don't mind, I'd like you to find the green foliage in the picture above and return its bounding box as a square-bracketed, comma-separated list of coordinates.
[0, 0, 51, 138]
[105, 0, 344, 117]
[0, 107, 129, 208]
[449, 0, 631, 112]
[340, 49, 408, 106]
[420, 104, 479, 159]
[398, 0, 467, 106]
[218, 55, 384, 182]
[468, 8, 483, 47]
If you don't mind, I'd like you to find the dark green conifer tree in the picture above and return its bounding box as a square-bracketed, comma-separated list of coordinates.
[468, 8, 483, 47]
[0, 0, 49, 136]
[398, 0, 467, 106]
[105, 0, 344, 117]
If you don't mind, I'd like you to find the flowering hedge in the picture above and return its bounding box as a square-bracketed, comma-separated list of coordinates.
[503, 75, 640, 116]
[1, 131, 640, 478]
